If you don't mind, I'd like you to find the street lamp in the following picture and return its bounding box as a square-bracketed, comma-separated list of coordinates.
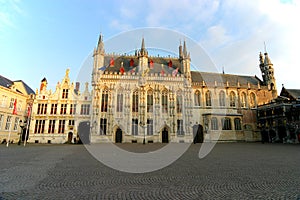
[140, 121, 146, 144]
[18, 120, 25, 145]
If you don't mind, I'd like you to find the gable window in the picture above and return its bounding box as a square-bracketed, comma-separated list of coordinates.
[62, 89, 69, 99]
[240, 92, 247, 108]
[250, 93, 256, 108]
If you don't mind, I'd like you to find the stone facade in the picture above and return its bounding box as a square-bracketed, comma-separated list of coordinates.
[27, 69, 91, 144]
[90, 35, 277, 143]
[0, 75, 34, 143]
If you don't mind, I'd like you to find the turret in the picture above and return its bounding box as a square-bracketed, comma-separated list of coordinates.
[259, 51, 277, 97]
[179, 40, 191, 81]
[92, 33, 105, 84]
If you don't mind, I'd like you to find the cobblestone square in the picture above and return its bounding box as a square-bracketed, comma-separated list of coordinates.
[0, 143, 299, 199]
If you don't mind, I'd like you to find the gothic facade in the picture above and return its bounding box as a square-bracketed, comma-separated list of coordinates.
[90, 35, 277, 143]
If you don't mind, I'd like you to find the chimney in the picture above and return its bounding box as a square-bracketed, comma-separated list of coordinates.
[75, 82, 80, 92]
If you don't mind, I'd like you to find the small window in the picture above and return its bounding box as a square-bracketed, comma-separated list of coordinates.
[222, 118, 232, 130]
[211, 117, 218, 130]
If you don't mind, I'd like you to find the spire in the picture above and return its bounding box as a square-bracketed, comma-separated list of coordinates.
[97, 33, 105, 54]
[139, 37, 148, 57]
[183, 40, 187, 58]
[179, 40, 183, 58]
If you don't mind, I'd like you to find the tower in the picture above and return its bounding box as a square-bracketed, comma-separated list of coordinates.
[138, 37, 149, 74]
[259, 51, 277, 97]
[179, 40, 191, 81]
[92, 34, 105, 84]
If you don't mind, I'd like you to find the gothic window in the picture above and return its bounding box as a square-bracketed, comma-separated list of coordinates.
[50, 104, 57, 115]
[177, 119, 184, 135]
[229, 91, 236, 107]
[162, 90, 168, 113]
[234, 118, 242, 130]
[219, 90, 226, 107]
[211, 117, 218, 130]
[147, 119, 153, 135]
[176, 93, 182, 113]
[194, 90, 201, 106]
[48, 120, 55, 133]
[117, 93, 123, 112]
[58, 120, 65, 133]
[250, 93, 256, 108]
[62, 89, 69, 99]
[34, 120, 45, 133]
[101, 89, 108, 112]
[205, 91, 212, 107]
[60, 104, 67, 115]
[147, 90, 153, 113]
[240, 92, 247, 108]
[100, 118, 107, 135]
[132, 90, 139, 113]
[132, 118, 138, 135]
[222, 118, 232, 130]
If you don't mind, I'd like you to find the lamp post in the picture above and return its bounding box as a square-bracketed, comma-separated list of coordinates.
[18, 120, 25, 145]
[140, 121, 146, 144]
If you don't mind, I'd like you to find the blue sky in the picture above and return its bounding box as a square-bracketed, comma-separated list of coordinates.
[0, 0, 299, 92]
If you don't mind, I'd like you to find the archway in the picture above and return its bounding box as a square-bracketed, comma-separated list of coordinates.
[115, 128, 122, 143]
[193, 124, 204, 143]
[67, 132, 73, 143]
[162, 128, 169, 143]
[78, 121, 90, 144]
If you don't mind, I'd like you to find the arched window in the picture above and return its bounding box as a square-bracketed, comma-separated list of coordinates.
[101, 88, 108, 112]
[194, 90, 201, 106]
[132, 90, 139, 112]
[176, 91, 182, 113]
[116, 93, 123, 112]
[147, 90, 153, 113]
[205, 90, 212, 107]
[219, 90, 226, 107]
[250, 92, 256, 108]
[162, 90, 168, 113]
[229, 91, 236, 107]
[222, 117, 232, 130]
[234, 118, 242, 130]
[211, 117, 218, 130]
[240, 92, 247, 108]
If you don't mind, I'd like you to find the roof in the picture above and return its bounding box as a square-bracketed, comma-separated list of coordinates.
[100, 55, 182, 75]
[0, 74, 35, 95]
[280, 87, 300, 100]
[191, 71, 262, 87]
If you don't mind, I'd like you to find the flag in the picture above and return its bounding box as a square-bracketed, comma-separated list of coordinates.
[120, 66, 125, 74]
[168, 60, 172, 68]
[149, 59, 154, 69]
[12, 99, 17, 115]
[109, 57, 114, 67]
[130, 58, 134, 67]
[27, 104, 32, 117]
[130, 67, 136, 73]
[161, 69, 165, 76]
[172, 68, 179, 77]
[99, 65, 107, 71]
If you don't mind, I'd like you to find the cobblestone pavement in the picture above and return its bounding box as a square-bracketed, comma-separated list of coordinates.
[0, 143, 299, 199]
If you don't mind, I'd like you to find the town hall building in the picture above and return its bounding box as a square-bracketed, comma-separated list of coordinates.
[90, 34, 277, 143]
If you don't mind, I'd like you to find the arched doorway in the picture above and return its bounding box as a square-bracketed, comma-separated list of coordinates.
[78, 121, 90, 144]
[193, 124, 204, 143]
[162, 128, 168, 143]
[115, 128, 122, 143]
[67, 132, 73, 143]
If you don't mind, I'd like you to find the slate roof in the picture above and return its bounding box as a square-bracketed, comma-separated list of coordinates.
[101, 55, 182, 75]
[191, 71, 263, 87]
[280, 87, 300, 100]
[0, 74, 35, 95]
